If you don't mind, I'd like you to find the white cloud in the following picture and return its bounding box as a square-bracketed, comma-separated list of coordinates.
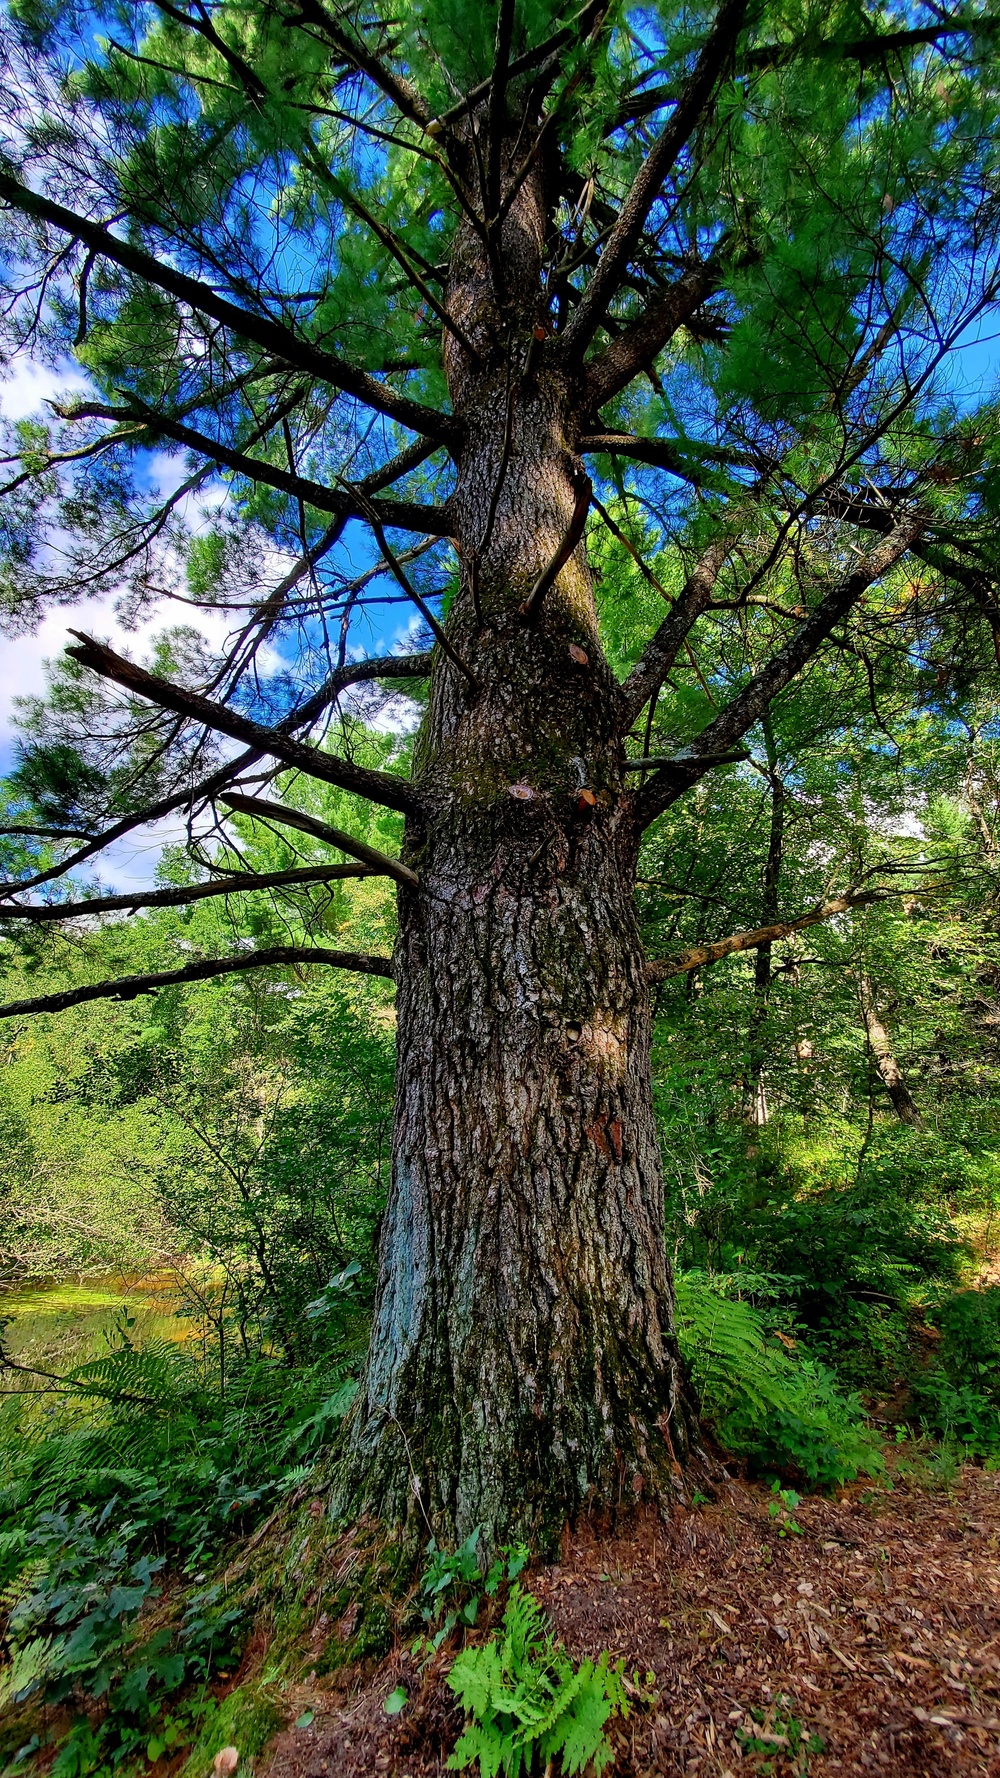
[0, 350, 283, 887]
[0, 354, 92, 423]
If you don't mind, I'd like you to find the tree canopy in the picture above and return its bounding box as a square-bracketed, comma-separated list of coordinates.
[0, 0, 996, 960]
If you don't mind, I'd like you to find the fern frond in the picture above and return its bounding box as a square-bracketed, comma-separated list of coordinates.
[66, 1339, 193, 1405]
[0, 1558, 46, 1616]
[0, 1634, 63, 1707]
[446, 1588, 628, 1777]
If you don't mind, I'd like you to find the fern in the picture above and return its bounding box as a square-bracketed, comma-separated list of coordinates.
[0, 1634, 63, 1707]
[0, 1557, 46, 1615]
[446, 1586, 628, 1778]
[65, 1338, 192, 1407]
[674, 1274, 780, 1418]
[674, 1272, 882, 1487]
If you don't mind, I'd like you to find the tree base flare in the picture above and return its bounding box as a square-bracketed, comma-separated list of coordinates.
[328, 1364, 710, 1556]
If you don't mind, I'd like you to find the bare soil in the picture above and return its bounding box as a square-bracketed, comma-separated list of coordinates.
[259, 1463, 1000, 1778]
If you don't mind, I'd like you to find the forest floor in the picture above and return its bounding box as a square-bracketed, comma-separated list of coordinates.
[258, 1460, 1000, 1778]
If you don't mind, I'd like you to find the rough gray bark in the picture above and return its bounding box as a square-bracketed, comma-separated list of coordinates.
[858, 975, 923, 1129]
[332, 133, 696, 1549]
[747, 715, 784, 1126]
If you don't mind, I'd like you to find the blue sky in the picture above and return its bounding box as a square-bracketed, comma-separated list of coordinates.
[1, 297, 998, 890]
[0, 354, 428, 888]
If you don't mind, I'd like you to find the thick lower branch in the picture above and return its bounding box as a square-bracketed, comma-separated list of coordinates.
[0, 944, 393, 1019]
[647, 889, 907, 981]
[66, 633, 420, 816]
[0, 862, 370, 922]
[582, 263, 723, 409]
[621, 538, 729, 725]
[219, 792, 419, 889]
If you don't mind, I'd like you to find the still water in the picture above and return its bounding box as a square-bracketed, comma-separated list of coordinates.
[0, 1272, 193, 1375]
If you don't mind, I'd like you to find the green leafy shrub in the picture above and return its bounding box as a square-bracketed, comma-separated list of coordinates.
[0, 1506, 166, 1709]
[0, 1500, 243, 1775]
[446, 1586, 629, 1778]
[0, 1315, 362, 1771]
[935, 1287, 1000, 1393]
[417, 1531, 528, 1654]
[909, 1370, 1000, 1456]
[902, 1288, 1000, 1455]
[675, 1273, 882, 1486]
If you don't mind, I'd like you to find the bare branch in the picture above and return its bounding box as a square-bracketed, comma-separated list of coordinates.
[580, 431, 754, 481]
[0, 825, 96, 842]
[219, 792, 419, 890]
[620, 537, 730, 726]
[291, 0, 432, 129]
[56, 402, 454, 535]
[636, 517, 925, 826]
[591, 490, 675, 603]
[65, 634, 420, 816]
[743, 16, 998, 72]
[0, 649, 432, 905]
[559, 0, 747, 361]
[148, 0, 270, 98]
[625, 749, 748, 770]
[0, 944, 394, 1019]
[815, 490, 1000, 663]
[348, 488, 480, 691]
[614, 16, 994, 127]
[0, 863, 371, 922]
[582, 262, 724, 409]
[647, 888, 906, 981]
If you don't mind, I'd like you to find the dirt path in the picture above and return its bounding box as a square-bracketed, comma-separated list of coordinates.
[260, 1466, 1000, 1777]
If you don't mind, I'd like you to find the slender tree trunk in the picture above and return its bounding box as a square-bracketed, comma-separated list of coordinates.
[746, 716, 783, 1126]
[332, 131, 696, 1548]
[858, 974, 923, 1129]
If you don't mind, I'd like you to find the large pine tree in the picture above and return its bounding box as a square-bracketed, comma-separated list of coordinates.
[0, 0, 998, 1544]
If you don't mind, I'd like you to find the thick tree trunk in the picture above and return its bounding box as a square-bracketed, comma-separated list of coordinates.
[331, 133, 696, 1547]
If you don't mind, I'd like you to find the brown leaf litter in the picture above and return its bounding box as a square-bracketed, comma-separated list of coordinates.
[259, 1464, 1000, 1778]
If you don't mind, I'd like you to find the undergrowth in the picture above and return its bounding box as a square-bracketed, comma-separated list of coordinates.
[3, 1257, 997, 1777]
[674, 1273, 884, 1486]
[445, 1585, 633, 1778]
[0, 1300, 364, 1774]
